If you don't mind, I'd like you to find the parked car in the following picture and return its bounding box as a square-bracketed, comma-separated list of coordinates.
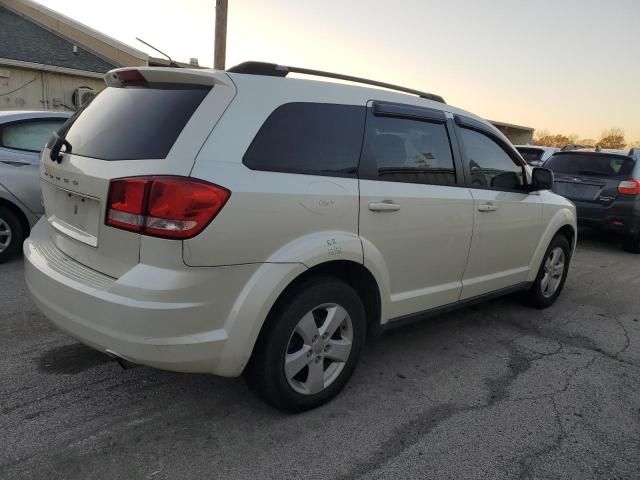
[627, 147, 639, 160]
[0, 110, 70, 261]
[545, 150, 640, 252]
[562, 143, 593, 151]
[515, 145, 559, 167]
[24, 63, 577, 411]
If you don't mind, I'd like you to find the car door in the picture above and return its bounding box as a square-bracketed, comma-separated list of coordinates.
[358, 102, 474, 320]
[454, 115, 543, 299]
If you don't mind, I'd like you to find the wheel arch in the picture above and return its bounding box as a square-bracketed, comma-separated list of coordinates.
[0, 197, 30, 238]
[268, 260, 382, 338]
[527, 207, 577, 282]
[217, 258, 385, 377]
[555, 224, 576, 254]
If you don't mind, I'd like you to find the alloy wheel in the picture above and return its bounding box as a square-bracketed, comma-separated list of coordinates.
[0, 218, 12, 253]
[284, 303, 353, 395]
[541, 246, 565, 298]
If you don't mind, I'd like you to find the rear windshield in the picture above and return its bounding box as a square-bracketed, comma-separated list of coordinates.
[53, 85, 210, 160]
[516, 147, 544, 164]
[546, 153, 636, 178]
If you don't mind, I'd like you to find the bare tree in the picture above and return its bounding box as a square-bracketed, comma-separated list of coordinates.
[598, 128, 626, 149]
[534, 132, 570, 148]
[532, 129, 549, 146]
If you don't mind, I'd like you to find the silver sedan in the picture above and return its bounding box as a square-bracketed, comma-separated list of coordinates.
[0, 110, 70, 261]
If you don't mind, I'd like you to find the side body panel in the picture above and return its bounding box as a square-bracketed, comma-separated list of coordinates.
[183, 162, 361, 267]
[0, 181, 39, 226]
[0, 162, 42, 214]
[461, 189, 542, 299]
[359, 180, 473, 319]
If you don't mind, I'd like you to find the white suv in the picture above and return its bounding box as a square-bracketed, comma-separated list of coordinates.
[24, 62, 576, 411]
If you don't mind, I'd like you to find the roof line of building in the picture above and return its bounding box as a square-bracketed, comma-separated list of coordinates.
[489, 119, 535, 132]
[0, 56, 106, 79]
[2, 0, 148, 65]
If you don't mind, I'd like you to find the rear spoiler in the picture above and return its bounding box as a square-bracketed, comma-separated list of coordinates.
[105, 67, 233, 88]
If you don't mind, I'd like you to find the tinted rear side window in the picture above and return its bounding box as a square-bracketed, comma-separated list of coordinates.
[546, 154, 635, 178]
[363, 115, 456, 186]
[1, 119, 67, 153]
[243, 103, 366, 176]
[55, 86, 210, 160]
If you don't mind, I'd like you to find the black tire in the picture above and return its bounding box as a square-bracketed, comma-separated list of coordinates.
[245, 277, 366, 412]
[0, 206, 24, 263]
[622, 234, 640, 254]
[523, 235, 571, 309]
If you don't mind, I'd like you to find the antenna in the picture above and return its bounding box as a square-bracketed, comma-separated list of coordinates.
[136, 37, 180, 68]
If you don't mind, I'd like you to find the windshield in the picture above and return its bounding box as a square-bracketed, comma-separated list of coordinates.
[545, 153, 635, 178]
[516, 147, 544, 164]
[51, 85, 210, 160]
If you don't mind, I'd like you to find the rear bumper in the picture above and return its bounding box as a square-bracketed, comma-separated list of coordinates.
[24, 219, 263, 375]
[573, 197, 640, 236]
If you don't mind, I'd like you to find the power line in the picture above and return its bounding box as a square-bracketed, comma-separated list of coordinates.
[0, 75, 39, 96]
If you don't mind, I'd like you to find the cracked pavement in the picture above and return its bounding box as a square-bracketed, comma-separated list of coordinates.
[1, 230, 639, 479]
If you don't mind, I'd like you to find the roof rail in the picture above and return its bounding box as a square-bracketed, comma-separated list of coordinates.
[226, 61, 446, 104]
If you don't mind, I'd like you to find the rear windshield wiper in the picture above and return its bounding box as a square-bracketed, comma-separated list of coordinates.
[49, 132, 72, 164]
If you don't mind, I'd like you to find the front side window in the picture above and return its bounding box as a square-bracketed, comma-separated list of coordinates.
[364, 115, 456, 186]
[243, 103, 366, 176]
[1, 119, 67, 153]
[458, 128, 524, 189]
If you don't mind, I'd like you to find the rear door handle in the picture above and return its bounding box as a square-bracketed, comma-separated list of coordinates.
[368, 201, 401, 212]
[478, 202, 498, 212]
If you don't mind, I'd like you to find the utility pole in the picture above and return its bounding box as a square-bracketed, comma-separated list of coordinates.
[214, 0, 228, 70]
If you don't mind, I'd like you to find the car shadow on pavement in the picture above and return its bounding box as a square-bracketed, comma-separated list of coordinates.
[576, 227, 625, 252]
[37, 343, 112, 375]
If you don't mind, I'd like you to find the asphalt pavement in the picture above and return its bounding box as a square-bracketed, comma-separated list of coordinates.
[1, 230, 639, 479]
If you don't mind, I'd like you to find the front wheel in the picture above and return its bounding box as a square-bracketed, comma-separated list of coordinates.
[245, 277, 366, 412]
[523, 235, 571, 309]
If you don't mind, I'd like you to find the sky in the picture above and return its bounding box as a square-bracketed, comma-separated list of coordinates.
[36, 0, 640, 142]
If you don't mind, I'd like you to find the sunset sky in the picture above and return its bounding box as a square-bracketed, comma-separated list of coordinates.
[37, 0, 640, 142]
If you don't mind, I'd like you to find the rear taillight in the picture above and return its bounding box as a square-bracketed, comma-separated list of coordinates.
[106, 176, 230, 239]
[618, 179, 640, 195]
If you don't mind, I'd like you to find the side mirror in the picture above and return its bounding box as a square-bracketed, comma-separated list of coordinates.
[532, 167, 554, 191]
[490, 171, 520, 190]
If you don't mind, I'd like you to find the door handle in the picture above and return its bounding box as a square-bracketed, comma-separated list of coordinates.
[368, 201, 401, 212]
[478, 202, 498, 212]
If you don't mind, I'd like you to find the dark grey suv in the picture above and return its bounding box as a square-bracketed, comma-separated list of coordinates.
[545, 150, 640, 252]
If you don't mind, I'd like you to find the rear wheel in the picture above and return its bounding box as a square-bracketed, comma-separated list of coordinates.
[245, 277, 366, 412]
[524, 235, 571, 309]
[622, 234, 640, 253]
[0, 206, 24, 263]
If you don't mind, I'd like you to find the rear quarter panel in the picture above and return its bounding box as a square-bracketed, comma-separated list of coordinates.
[185, 76, 369, 267]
